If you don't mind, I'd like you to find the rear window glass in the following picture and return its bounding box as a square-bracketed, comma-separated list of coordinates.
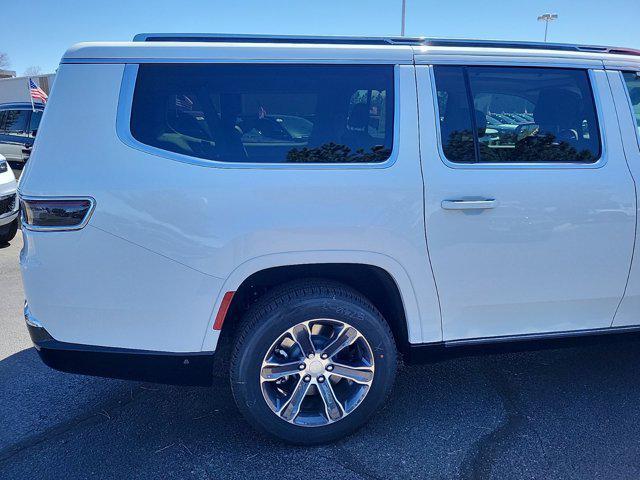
[130, 64, 394, 164]
[433, 66, 601, 164]
[29, 110, 43, 136]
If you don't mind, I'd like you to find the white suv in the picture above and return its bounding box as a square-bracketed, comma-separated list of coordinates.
[0, 154, 18, 244]
[18, 34, 640, 444]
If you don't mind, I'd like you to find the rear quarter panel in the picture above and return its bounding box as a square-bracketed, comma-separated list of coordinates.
[19, 62, 441, 352]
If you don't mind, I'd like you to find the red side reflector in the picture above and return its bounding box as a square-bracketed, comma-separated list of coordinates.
[213, 291, 235, 330]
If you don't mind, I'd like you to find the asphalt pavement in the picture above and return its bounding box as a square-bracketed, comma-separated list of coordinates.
[2, 231, 640, 479]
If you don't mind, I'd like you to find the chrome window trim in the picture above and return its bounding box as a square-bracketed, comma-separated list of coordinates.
[427, 65, 609, 170]
[20, 195, 96, 232]
[416, 55, 604, 70]
[618, 70, 640, 152]
[115, 63, 401, 170]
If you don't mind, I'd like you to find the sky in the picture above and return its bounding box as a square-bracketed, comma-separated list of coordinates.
[2, 0, 639, 75]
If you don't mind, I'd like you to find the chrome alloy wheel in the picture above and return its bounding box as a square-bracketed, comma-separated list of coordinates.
[260, 319, 375, 427]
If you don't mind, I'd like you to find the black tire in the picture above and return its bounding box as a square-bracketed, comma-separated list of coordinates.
[0, 218, 18, 245]
[230, 279, 397, 445]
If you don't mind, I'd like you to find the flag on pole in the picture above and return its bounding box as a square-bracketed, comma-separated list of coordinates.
[29, 78, 48, 104]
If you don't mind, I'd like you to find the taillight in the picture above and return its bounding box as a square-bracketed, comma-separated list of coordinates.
[21, 197, 95, 231]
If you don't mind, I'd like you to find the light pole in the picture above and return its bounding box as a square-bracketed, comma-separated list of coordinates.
[401, 0, 407, 36]
[537, 13, 558, 42]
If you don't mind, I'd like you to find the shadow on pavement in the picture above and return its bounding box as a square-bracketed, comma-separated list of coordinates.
[1, 338, 640, 479]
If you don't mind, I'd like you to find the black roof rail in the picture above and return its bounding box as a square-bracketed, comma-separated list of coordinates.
[422, 38, 640, 56]
[132, 33, 640, 57]
[133, 33, 427, 46]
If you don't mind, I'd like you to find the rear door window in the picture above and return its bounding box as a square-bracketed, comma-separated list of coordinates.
[432, 66, 476, 162]
[130, 64, 395, 164]
[3, 109, 30, 136]
[433, 66, 601, 164]
[622, 72, 640, 142]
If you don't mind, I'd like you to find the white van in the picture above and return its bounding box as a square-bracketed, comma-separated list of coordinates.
[18, 34, 640, 444]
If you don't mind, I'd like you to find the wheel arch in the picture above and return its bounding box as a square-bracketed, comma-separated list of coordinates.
[201, 251, 424, 353]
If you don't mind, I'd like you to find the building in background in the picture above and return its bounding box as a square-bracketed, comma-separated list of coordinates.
[0, 73, 55, 105]
[0, 69, 16, 79]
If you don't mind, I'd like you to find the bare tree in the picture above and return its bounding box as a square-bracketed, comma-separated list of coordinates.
[23, 66, 42, 77]
[0, 52, 9, 69]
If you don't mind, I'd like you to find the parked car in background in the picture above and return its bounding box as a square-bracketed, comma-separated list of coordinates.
[271, 114, 313, 140]
[0, 103, 44, 170]
[17, 34, 640, 444]
[0, 154, 18, 243]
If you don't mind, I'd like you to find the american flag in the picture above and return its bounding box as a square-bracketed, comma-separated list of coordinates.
[29, 78, 48, 104]
[175, 94, 194, 110]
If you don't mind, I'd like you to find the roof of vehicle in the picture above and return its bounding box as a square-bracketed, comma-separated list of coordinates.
[61, 34, 640, 70]
[0, 102, 44, 110]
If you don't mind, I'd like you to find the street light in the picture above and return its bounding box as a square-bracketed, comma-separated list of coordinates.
[401, 0, 407, 36]
[537, 13, 558, 42]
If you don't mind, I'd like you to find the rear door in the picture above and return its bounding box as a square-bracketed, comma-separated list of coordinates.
[416, 64, 636, 341]
[609, 70, 640, 326]
[0, 108, 31, 165]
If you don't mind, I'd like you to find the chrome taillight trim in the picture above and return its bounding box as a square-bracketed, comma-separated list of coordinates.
[20, 195, 96, 232]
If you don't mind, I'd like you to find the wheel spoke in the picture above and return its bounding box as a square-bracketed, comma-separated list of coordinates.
[329, 363, 374, 384]
[279, 377, 311, 421]
[261, 362, 303, 381]
[321, 326, 358, 359]
[317, 379, 344, 422]
[292, 323, 315, 358]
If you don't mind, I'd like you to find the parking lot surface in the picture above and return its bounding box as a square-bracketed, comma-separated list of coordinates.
[2, 232, 640, 479]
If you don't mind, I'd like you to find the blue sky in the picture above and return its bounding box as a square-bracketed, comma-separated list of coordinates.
[3, 0, 639, 75]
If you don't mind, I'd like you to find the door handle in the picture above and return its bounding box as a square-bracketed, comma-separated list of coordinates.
[441, 199, 497, 210]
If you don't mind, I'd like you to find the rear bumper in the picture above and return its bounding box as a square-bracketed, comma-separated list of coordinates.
[25, 308, 214, 386]
[0, 210, 18, 227]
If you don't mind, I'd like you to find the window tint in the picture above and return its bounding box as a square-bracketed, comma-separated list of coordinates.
[434, 66, 601, 164]
[622, 72, 640, 140]
[3, 109, 29, 135]
[28, 110, 43, 136]
[0, 111, 7, 132]
[130, 64, 394, 163]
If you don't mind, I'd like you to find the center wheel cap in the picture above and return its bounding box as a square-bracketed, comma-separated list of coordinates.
[308, 360, 324, 375]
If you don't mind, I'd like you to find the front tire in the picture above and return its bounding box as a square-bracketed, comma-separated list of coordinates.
[0, 218, 18, 245]
[230, 280, 397, 445]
